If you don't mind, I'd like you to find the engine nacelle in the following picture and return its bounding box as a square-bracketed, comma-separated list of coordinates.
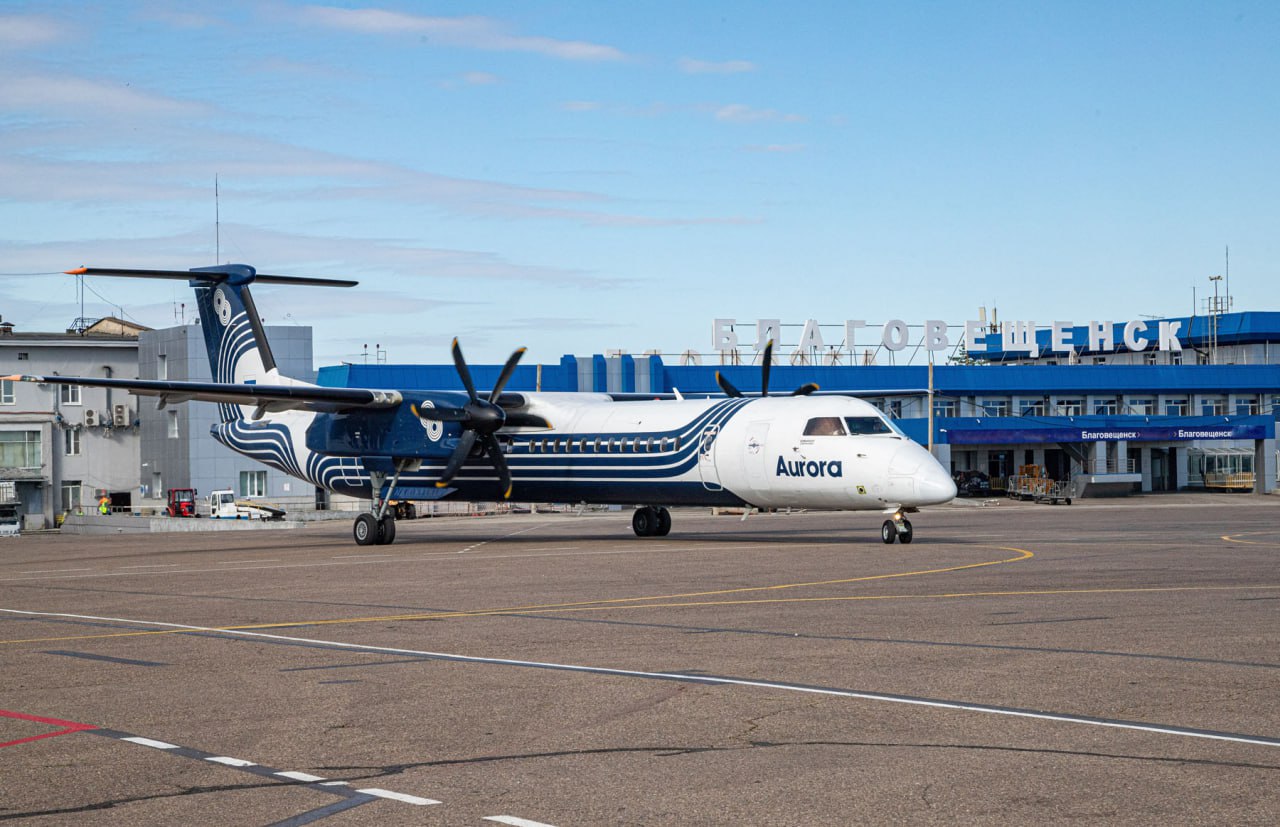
[305, 396, 463, 459]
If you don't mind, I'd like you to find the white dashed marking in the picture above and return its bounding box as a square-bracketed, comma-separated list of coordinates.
[355, 787, 440, 805]
[206, 755, 256, 767]
[122, 736, 178, 749]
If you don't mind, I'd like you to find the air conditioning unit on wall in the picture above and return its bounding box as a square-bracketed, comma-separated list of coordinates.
[83, 409, 98, 427]
[113, 404, 129, 427]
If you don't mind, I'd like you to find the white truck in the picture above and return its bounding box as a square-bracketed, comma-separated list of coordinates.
[205, 489, 286, 520]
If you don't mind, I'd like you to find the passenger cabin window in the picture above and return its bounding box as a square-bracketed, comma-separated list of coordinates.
[843, 416, 893, 436]
[803, 417, 847, 436]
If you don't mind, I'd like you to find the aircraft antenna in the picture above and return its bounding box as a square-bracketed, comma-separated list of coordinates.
[215, 174, 220, 265]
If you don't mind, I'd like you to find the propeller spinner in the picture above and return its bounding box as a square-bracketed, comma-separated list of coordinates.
[417, 339, 526, 499]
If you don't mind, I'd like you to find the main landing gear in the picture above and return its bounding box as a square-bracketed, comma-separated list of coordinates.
[354, 460, 414, 546]
[354, 512, 396, 546]
[632, 506, 672, 537]
[880, 512, 914, 544]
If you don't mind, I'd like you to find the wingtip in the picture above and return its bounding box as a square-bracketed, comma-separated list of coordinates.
[434, 481, 448, 489]
[502, 484, 513, 499]
[64, 267, 88, 275]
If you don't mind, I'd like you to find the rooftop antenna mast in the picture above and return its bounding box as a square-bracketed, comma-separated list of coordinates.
[1225, 244, 1230, 312]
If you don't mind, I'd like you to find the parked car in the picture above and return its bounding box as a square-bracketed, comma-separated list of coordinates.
[954, 470, 992, 497]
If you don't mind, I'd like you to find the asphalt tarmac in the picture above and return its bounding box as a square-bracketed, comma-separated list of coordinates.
[2, 495, 1279, 825]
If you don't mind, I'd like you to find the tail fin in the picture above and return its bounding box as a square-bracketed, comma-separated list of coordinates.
[190, 265, 278, 388]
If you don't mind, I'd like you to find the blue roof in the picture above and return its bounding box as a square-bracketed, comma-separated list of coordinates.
[319, 358, 1280, 397]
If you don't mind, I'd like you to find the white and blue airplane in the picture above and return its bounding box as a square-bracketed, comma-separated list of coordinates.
[8, 264, 956, 545]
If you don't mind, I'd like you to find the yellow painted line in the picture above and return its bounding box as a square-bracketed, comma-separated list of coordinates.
[1221, 531, 1280, 547]
[2, 545, 1033, 644]
[0, 550, 1034, 647]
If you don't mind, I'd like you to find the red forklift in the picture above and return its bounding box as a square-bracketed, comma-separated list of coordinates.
[166, 488, 197, 517]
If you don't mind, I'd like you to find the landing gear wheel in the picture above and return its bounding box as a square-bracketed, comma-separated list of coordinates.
[632, 506, 656, 537]
[881, 520, 896, 544]
[899, 519, 914, 544]
[354, 513, 378, 546]
[377, 515, 396, 545]
[655, 507, 672, 536]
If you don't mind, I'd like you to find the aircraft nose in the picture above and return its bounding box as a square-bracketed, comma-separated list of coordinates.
[889, 443, 957, 506]
[916, 455, 958, 505]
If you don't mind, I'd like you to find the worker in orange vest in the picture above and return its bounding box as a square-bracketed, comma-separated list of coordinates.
[98, 496, 109, 516]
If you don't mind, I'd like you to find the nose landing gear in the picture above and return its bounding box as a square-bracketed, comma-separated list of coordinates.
[880, 512, 914, 544]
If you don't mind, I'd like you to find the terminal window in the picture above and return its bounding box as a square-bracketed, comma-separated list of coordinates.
[1020, 400, 1046, 417]
[60, 481, 82, 513]
[239, 470, 266, 498]
[1165, 398, 1189, 416]
[0, 431, 41, 469]
[980, 399, 1009, 417]
[1201, 398, 1227, 416]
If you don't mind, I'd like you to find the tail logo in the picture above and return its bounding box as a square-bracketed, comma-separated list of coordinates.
[213, 288, 233, 326]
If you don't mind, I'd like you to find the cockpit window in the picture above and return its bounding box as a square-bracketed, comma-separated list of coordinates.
[844, 416, 894, 435]
[803, 417, 847, 436]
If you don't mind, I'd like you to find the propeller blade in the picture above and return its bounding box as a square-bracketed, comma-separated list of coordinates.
[451, 338, 478, 403]
[489, 347, 526, 402]
[434, 429, 478, 488]
[715, 371, 743, 398]
[501, 412, 553, 429]
[760, 339, 773, 397]
[482, 435, 513, 499]
[412, 403, 469, 422]
[790, 383, 820, 396]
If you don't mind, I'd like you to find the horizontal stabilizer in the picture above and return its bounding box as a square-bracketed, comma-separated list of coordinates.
[65, 266, 357, 288]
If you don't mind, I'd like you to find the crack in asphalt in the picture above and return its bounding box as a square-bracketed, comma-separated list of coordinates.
[314, 740, 1280, 779]
[0, 780, 298, 821]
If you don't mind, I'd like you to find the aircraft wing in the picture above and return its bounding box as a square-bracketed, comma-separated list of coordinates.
[4, 373, 402, 415]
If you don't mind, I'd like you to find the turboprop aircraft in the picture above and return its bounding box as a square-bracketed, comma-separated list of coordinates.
[8, 264, 956, 546]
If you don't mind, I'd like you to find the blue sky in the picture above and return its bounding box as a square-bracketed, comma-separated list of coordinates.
[1, 2, 1277, 366]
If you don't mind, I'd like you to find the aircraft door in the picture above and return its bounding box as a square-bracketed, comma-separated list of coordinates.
[744, 422, 770, 489]
[698, 424, 723, 491]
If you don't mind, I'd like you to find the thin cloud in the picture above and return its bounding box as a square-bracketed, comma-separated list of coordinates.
[714, 103, 806, 124]
[0, 14, 67, 47]
[139, 8, 222, 29]
[440, 71, 501, 88]
[0, 124, 752, 227]
[0, 73, 206, 116]
[0, 225, 615, 290]
[294, 6, 626, 62]
[677, 57, 756, 75]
